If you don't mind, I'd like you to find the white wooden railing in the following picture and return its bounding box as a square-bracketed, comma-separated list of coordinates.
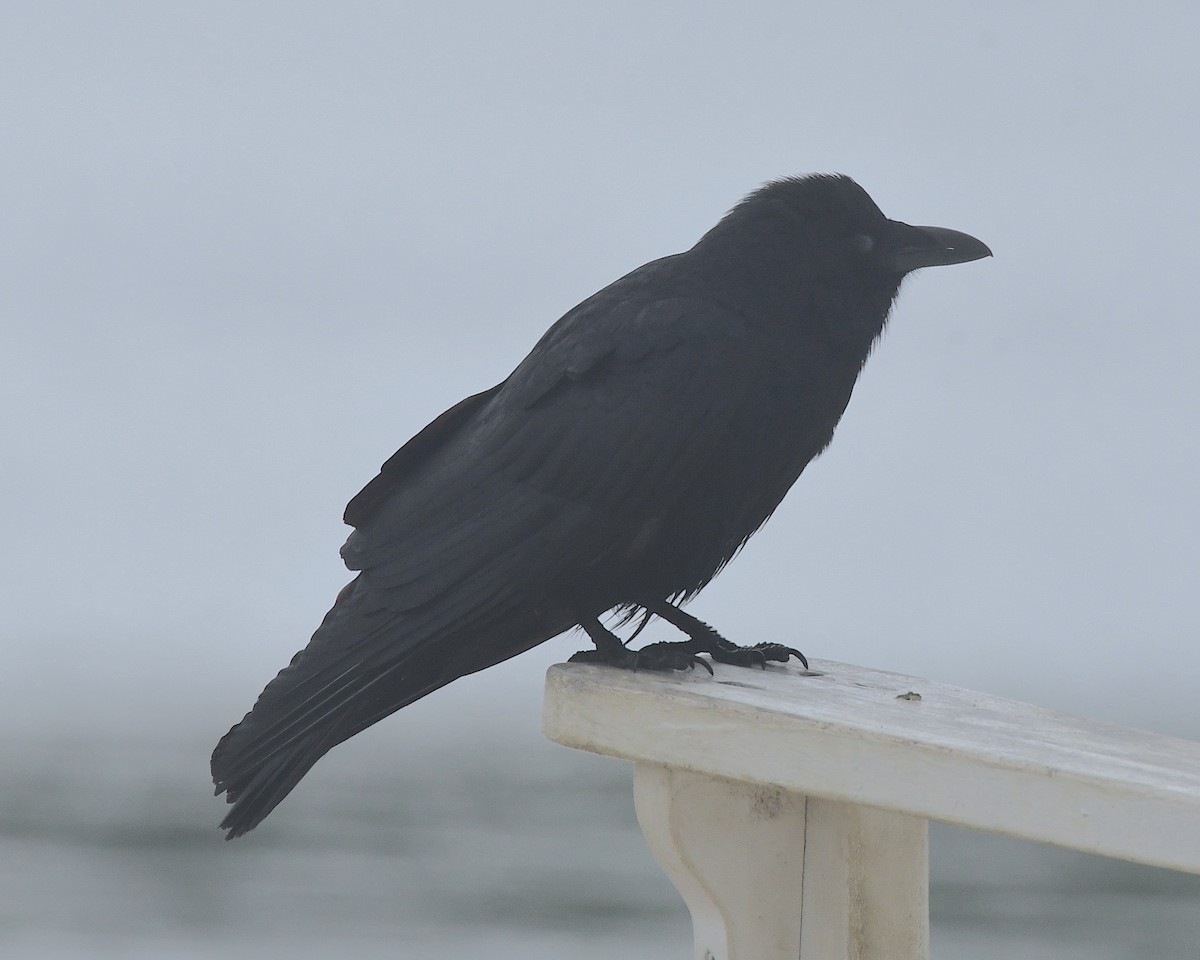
[541, 658, 1200, 960]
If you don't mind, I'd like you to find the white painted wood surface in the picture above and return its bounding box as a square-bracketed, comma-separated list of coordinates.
[543, 658, 1200, 873]
[634, 764, 929, 960]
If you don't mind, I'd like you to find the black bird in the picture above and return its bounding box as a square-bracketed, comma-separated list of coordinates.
[212, 175, 990, 837]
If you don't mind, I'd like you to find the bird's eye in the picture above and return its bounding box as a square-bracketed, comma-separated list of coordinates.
[852, 234, 875, 253]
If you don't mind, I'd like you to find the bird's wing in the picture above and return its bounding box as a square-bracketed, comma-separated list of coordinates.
[342, 383, 505, 528]
[339, 290, 761, 613]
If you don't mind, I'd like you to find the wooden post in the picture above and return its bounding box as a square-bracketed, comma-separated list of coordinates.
[634, 764, 928, 960]
[797, 798, 927, 960]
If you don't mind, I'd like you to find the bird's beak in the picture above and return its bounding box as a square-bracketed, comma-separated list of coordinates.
[888, 222, 992, 274]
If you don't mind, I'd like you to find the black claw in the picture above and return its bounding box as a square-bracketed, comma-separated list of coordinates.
[748, 642, 808, 669]
[570, 643, 713, 675]
[634, 640, 715, 675]
[708, 646, 769, 668]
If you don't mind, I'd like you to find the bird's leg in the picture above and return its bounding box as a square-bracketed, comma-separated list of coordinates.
[569, 616, 713, 674]
[639, 599, 808, 669]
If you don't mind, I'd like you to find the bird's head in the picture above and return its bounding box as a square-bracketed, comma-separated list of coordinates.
[692, 174, 991, 344]
[722, 174, 991, 275]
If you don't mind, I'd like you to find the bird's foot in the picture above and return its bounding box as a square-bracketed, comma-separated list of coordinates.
[636, 599, 808, 670]
[571, 608, 806, 675]
[708, 640, 808, 670]
[569, 641, 713, 675]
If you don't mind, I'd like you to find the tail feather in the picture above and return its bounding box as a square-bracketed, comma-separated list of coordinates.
[218, 665, 363, 775]
[212, 598, 437, 837]
[211, 575, 556, 837]
[214, 720, 341, 839]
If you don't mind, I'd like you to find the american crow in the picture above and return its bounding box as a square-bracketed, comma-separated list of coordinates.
[212, 174, 990, 837]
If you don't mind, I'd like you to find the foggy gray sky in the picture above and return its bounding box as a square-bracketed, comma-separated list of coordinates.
[2, 2, 1198, 745]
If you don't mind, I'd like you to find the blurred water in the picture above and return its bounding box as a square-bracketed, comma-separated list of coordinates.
[1, 731, 1198, 959]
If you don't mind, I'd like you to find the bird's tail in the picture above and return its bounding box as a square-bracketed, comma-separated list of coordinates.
[211, 576, 544, 838]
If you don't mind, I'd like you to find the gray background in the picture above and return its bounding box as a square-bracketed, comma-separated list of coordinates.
[2, 3, 1199, 956]
[4, 0, 1196, 743]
